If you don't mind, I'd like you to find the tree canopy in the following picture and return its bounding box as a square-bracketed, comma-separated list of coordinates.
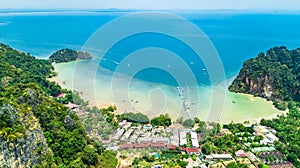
[229, 46, 300, 103]
[49, 48, 92, 63]
[150, 114, 172, 127]
[0, 43, 117, 167]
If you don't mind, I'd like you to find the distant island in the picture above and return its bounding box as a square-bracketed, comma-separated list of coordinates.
[229, 46, 300, 110]
[49, 48, 92, 63]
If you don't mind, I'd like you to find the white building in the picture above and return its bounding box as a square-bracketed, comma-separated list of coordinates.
[211, 154, 233, 160]
[190, 131, 199, 148]
[138, 137, 153, 143]
[179, 130, 187, 146]
[191, 139, 199, 148]
[155, 137, 170, 144]
[170, 128, 179, 146]
[266, 133, 279, 142]
[120, 129, 134, 141]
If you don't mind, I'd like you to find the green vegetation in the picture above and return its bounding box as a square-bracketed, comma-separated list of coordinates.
[229, 46, 300, 104]
[258, 163, 270, 168]
[260, 106, 300, 167]
[0, 43, 117, 167]
[0, 43, 61, 96]
[55, 90, 87, 105]
[131, 149, 193, 168]
[272, 101, 287, 111]
[150, 114, 172, 127]
[200, 122, 262, 155]
[49, 48, 92, 63]
[119, 112, 149, 124]
[223, 122, 254, 134]
[226, 162, 249, 168]
[182, 119, 195, 128]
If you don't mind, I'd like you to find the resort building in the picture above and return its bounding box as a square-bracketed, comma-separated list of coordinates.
[179, 130, 187, 146]
[266, 133, 279, 143]
[170, 128, 179, 146]
[121, 144, 134, 149]
[120, 129, 134, 141]
[155, 137, 170, 144]
[190, 131, 199, 148]
[112, 128, 125, 140]
[150, 142, 165, 149]
[134, 143, 150, 149]
[235, 150, 247, 157]
[138, 137, 153, 143]
[186, 148, 200, 155]
[166, 144, 177, 150]
[210, 154, 233, 160]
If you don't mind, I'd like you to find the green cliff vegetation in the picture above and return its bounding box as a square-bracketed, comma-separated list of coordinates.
[49, 48, 92, 63]
[229, 46, 300, 108]
[0, 43, 61, 96]
[0, 43, 117, 167]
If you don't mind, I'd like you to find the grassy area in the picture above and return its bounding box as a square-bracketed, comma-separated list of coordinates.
[161, 152, 179, 160]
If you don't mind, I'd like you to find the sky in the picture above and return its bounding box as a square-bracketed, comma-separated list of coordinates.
[0, 0, 300, 10]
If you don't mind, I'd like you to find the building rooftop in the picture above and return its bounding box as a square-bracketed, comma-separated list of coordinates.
[150, 142, 165, 148]
[235, 150, 247, 157]
[186, 148, 199, 153]
[211, 154, 233, 159]
[166, 144, 177, 150]
[138, 137, 153, 143]
[155, 137, 170, 143]
[191, 139, 199, 148]
[121, 144, 134, 149]
[190, 131, 198, 139]
[135, 143, 150, 148]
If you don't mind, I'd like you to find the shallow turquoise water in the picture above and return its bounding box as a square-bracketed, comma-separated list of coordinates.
[1, 11, 298, 122]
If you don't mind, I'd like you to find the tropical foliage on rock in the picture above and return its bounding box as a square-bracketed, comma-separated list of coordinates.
[229, 46, 300, 103]
[0, 43, 117, 167]
[49, 48, 92, 63]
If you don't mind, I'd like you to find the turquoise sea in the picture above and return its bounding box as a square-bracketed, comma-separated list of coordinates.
[1, 10, 300, 122]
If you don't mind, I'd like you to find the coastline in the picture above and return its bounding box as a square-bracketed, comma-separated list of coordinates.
[49, 60, 285, 124]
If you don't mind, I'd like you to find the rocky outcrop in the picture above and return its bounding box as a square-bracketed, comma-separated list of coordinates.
[229, 46, 300, 102]
[231, 73, 274, 99]
[0, 104, 54, 168]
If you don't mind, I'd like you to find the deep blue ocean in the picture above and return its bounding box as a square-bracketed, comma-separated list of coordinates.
[1, 11, 300, 86]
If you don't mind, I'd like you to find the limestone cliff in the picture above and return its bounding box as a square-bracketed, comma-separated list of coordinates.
[229, 46, 300, 102]
[0, 104, 54, 168]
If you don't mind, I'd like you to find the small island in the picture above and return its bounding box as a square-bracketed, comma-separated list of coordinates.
[49, 48, 92, 63]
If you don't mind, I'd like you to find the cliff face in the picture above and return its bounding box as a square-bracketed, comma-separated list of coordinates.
[0, 104, 53, 168]
[230, 72, 274, 99]
[229, 46, 300, 102]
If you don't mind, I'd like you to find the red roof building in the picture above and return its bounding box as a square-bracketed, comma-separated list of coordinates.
[166, 144, 177, 150]
[64, 102, 79, 109]
[121, 144, 134, 149]
[180, 147, 186, 151]
[235, 150, 247, 157]
[150, 142, 165, 148]
[186, 148, 200, 155]
[134, 143, 149, 149]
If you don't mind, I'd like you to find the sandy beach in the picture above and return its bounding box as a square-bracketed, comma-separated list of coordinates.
[50, 60, 285, 124]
